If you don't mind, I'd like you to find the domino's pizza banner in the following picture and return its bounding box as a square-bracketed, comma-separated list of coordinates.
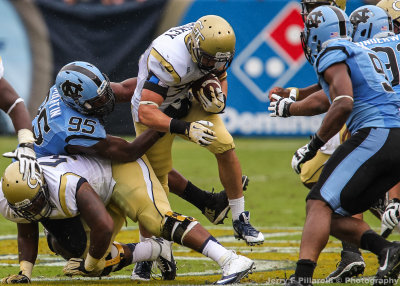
[0, 0, 364, 136]
[180, 0, 364, 136]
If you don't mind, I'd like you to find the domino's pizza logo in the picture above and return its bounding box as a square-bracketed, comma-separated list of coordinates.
[232, 2, 305, 102]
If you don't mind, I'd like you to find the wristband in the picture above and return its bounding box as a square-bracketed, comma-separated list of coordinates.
[309, 133, 325, 151]
[84, 253, 100, 272]
[6, 98, 24, 115]
[18, 129, 35, 144]
[20, 260, 33, 279]
[169, 118, 189, 135]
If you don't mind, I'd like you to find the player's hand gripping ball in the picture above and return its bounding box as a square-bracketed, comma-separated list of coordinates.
[191, 74, 226, 114]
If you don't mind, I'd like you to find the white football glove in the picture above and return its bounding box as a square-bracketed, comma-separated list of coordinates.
[381, 199, 400, 237]
[3, 143, 42, 181]
[197, 85, 226, 114]
[292, 134, 325, 174]
[1, 272, 30, 284]
[268, 89, 297, 117]
[185, 120, 216, 146]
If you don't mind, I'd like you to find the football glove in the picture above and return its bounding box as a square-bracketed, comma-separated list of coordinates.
[268, 89, 297, 117]
[381, 199, 400, 237]
[1, 272, 30, 284]
[185, 120, 216, 146]
[198, 85, 226, 114]
[3, 143, 42, 181]
[63, 257, 105, 277]
[292, 134, 325, 174]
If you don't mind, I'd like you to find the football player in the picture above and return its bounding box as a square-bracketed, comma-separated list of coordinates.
[0, 156, 255, 284]
[284, 6, 400, 286]
[0, 56, 40, 181]
[130, 16, 264, 252]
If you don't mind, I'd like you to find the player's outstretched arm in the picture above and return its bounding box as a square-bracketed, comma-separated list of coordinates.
[66, 129, 162, 162]
[2, 223, 39, 283]
[110, 77, 138, 103]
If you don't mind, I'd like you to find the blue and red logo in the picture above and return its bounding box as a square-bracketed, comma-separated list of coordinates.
[232, 2, 305, 102]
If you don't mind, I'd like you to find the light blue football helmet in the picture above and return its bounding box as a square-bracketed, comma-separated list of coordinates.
[350, 5, 394, 42]
[55, 61, 115, 117]
[301, 6, 352, 64]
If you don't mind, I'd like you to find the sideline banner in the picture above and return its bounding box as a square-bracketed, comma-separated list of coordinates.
[180, 0, 364, 136]
[0, 0, 365, 135]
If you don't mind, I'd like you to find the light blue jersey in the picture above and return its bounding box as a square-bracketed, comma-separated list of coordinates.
[356, 34, 400, 95]
[315, 39, 400, 134]
[32, 86, 106, 158]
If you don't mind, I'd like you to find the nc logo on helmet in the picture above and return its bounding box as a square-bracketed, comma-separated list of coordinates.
[349, 7, 370, 24]
[308, 10, 324, 28]
[61, 80, 83, 101]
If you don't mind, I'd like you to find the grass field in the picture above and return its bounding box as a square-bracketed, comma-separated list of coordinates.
[0, 136, 397, 285]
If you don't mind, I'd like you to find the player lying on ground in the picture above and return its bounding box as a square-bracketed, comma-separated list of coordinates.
[0, 155, 255, 285]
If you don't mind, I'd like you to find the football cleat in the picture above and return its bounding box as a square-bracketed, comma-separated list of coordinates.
[203, 175, 250, 225]
[233, 211, 264, 246]
[326, 251, 365, 282]
[215, 251, 254, 285]
[131, 261, 153, 281]
[373, 243, 400, 286]
[154, 238, 176, 280]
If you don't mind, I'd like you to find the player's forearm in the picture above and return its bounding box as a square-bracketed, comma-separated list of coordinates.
[17, 223, 39, 264]
[289, 89, 330, 116]
[297, 83, 322, 100]
[9, 103, 32, 131]
[111, 78, 138, 103]
[138, 107, 172, 132]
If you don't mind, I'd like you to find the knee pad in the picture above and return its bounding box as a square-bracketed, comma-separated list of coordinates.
[161, 211, 198, 245]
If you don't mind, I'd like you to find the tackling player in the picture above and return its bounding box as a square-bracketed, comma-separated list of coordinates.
[130, 15, 264, 251]
[0, 156, 255, 284]
[284, 6, 400, 286]
[0, 56, 40, 181]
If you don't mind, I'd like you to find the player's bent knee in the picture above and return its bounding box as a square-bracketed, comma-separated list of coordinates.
[161, 211, 199, 245]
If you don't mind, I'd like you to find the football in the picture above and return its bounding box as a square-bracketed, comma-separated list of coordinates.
[191, 73, 222, 101]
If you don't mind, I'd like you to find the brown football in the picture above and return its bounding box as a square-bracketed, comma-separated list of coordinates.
[191, 73, 222, 101]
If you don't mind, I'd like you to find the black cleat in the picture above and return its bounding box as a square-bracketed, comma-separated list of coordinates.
[326, 251, 365, 282]
[203, 175, 249, 225]
[233, 211, 264, 246]
[131, 261, 153, 281]
[373, 243, 400, 286]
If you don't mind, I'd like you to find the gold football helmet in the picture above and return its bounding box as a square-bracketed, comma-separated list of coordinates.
[2, 161, 51, 222]
[301, 0, 347, 22]
[377, 0, 400, 33]
[188, 15, 235, 73]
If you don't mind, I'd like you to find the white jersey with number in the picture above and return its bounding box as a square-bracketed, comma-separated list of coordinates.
[0, 57, 4, 79]
[132, 23, 205, 121]
[0, 155, 115, 223]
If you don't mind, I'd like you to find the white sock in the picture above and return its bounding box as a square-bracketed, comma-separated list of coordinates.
[202, 238, 231, 267]
[139, 232, 149, 242]
[131, 240, 160, 262]
[229, 196, 245, 220]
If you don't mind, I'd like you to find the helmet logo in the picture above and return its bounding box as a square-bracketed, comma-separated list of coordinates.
[350, 8, 370, 24]
[393, 0, 400, 11]
[193, 20, 205, 44]
[61, 80, 83, 101]
[307, 10, 324, 28]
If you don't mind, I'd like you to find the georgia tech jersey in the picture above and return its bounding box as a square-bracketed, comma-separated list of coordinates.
[32, 85, 106, 158]
[0, 155, 115, 223]
[131, 23, 205, 121]
[355, 34, 400, 95]
[0, 57, 4, 79]
[315, 39, 400, 134]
